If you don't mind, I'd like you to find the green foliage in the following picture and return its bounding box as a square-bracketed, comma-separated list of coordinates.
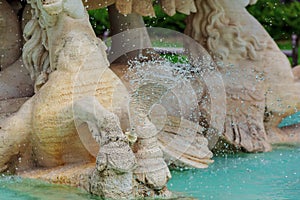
[87, 4, 187, 36]
[143, 5, 187, 32]
[247, 0, 300, 40]
[277, 40, 300, 64]
[88, 8, 109, 36]
[160, 54, 189, 64]
[87, 1, 300, 43]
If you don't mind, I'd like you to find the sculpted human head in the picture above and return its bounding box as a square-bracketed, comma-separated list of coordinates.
[39, 0, 85, 18]
[185, 0, 264, 61]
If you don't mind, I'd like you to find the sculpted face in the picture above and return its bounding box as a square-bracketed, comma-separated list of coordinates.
[41, 0, 63, 15]
[41, 0, 85, 18]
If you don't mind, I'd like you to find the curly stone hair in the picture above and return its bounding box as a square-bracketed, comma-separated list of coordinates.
[22, 0, 56, 92]
[185, 0, 265, 61]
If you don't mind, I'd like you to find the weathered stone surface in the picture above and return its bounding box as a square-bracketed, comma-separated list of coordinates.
[158, 116, 213, 168]
[21, 5, 33, 39]
[0, 1, 34, 112]
[0, 97, 29, 116]
[0, 0, 22, 70]
[83, 0, 197, 16]
[292, 65, 300, 81]
[4, 0, 299, 199]
[0, 58, 33, 100]
[90, 169, 133, 199]
[268, 125, 300, 145]
[19, 163, 95, 191]
[111, 61, 214, 170]
[185, 0, 300, 151]
[82, 0, 115, 10]
[0, 1, 176, 199]
[1, 0, 135, 198]
[174, 0, 196, 15]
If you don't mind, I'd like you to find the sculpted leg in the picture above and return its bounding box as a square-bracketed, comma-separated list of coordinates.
[133, 118, 172, 191]
[129, 97, 171, 194]
[73, 96, 136, 199]
[0, 98, 34, 173]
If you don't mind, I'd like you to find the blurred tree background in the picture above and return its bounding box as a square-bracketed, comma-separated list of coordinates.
[88, 0, 299, 41]
[247, 0, 300, 41]
[247, 0, 300, 65]
[88, 0, 299, 64]
[143, 5, 186, 33]
[88, 4, 187, 37]
[88, 8, 109, 37]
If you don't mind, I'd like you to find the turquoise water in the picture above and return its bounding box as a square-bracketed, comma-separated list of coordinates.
[0, 113, 299, 200]
[279, 111, 300, 127]
[168, 146, 300, 200]
[0, 177, 101, 200]
[0, 146, 299, 200]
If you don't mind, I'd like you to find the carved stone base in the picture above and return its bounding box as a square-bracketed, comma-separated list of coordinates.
[18, 163, 176, 199]
[89, 169, 133, 199]
[18, 163, 94, 191]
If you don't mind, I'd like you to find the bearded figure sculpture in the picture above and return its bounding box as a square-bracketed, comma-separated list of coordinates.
[1, 0, 300, 199]
[185, 0, 300, 152]
[0, 0, 167, 198]
[0, 0, 215, 199]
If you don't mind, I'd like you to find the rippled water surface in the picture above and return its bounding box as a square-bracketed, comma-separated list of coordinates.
[0, 177, 100, 200]
[0, 146, 299, 200]
[168, 145, 300, 200]
[1, 112, 300, 200]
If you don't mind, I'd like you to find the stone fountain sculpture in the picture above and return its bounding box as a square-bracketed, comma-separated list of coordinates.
[87, 0, 300, 152]
[1, 0, 300, 199]
[185, 0, 300, 151]
[0, 0, 213, 199]
[1, 0, 162, 198]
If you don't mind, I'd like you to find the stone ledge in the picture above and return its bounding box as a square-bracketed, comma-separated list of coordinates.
[18, 163, 95, 192]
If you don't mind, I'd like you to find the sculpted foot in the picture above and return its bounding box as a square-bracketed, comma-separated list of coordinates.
[73, 97, 136, 199]
[133, 118, 171, 190]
